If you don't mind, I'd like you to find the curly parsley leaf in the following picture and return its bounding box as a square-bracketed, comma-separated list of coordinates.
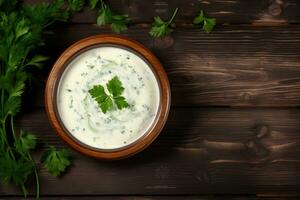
[92, 0, 130, 33]
[41, 146, 71, 177]
[15, 130, 37, 154]
[149, 8, 178, 38]
[193, 10, 216, 33]
[89, 76, 129, 113]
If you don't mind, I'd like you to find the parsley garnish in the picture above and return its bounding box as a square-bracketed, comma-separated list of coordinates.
[0, 0, 76, 197]
[193, 10, 216, 33]
[41, 146, 71, 177]
[14, 130, 37, 156]
[89, 76, 129, 113]
[149, 8, 178, 38]
[89, 0, 130, 33]
[0, 153, 34, 197]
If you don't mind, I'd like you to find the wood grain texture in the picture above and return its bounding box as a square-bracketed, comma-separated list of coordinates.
[4, 0, 300, 198]
[25, 0, 300, 24]
[0, 197, 298, 200]
[1, 108, 300, 196]
[28, 25, 300, 107]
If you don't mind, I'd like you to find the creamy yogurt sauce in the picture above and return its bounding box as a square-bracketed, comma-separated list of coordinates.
[57, 46, 160, 149]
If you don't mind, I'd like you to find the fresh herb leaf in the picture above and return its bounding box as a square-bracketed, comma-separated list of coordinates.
[41, 146, 71, 177]
[89, 76, 129, 113]
[88, 85, 112, 113]
[68, 0, 85, 12]
[149, 8, 178, 38]
[96, 3, 112, 25]
[100, 96, 113, 113]
[110, 14, 130, 33]
[92, 0, 130, 33]
[15, 130, 37, 154]
[89, 0, 99, 9]
[4, 72, 26, 116]
[25, 55, 49, 69]
[89, 85, 108, 102]
[114, 96, 129, 109]
[0, 0, 76, 197]
[15, 18, 30, 40]
[107, 76, 124, 97]
[193, 10, 216, 33]
[22, 0, 70, 26]
[0, 153, 34, 197]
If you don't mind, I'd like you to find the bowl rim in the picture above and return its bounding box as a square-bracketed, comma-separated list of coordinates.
[45, 34, 171, 160]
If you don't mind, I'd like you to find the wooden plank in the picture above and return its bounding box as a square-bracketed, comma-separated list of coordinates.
[0, 196, 298, 200]
[25, 0, 300, 24]
[30, 25, 300, 107]
[1, 107, 300, 195]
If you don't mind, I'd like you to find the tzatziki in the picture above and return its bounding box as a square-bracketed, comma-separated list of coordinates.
[56, 46, 160, 150]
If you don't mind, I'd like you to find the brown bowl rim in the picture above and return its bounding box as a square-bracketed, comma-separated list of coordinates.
[45, 34, 171, 160]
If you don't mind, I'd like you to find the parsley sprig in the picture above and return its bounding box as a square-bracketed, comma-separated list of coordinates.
[89, 76, 129, 113]
[41, 146, 71, 177]
[0, 0, 77, 197]
[90, 0, 130, 33]
[193, 10, 216, 33]
[149, 8, 179, 38]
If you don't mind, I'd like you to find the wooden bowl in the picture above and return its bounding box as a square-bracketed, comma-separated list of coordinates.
[45, 35, 171, 160]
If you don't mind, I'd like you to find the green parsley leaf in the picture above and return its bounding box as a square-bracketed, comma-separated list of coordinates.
[22, 0, 69, 26]
[110, 14, 129, 33]
[114, 96, 129, 109]
[0, 0, 74, 197]
[89, 0, 99, 9]
[94, 0, 130, 33]
[41, 146, 71, 177]
[4, 72, 27, 116]
[25, 55, 49, 69]
[15, 18, 30, 40]
[15, 130, 37, 154]
[88, 84, 113, 113]
[89, 76, 129, 113]
[68, 0, 85, 12]
[107, 76, 124, 97]
[100, 96, 113, 113]
[89, 85, 108, 102]
[193, 10, 216, 33]
[96, 3, 112, 25]
[0, 153, 34, 197]
[149, 8, 178, 38]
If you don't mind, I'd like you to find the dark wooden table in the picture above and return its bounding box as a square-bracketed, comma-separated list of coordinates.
[2, 0, 300, 199]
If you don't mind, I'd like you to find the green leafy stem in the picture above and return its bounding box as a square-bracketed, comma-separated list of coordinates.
[0, 0, 73, 198]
